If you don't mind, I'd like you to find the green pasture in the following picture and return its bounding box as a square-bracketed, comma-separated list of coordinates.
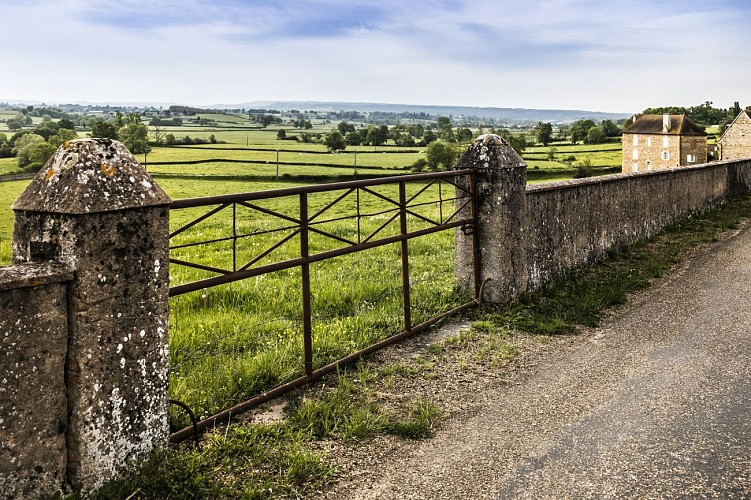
[0, 180, 27, 263]
[0, 136, 623, 253]
[524, 142, 622, 169]
[0, 126, 625, 429]
[0, 158, 22, 175]
[152, 126, 400, 150]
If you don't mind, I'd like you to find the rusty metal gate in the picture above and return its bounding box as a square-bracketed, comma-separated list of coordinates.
[168, 169, 478, 442]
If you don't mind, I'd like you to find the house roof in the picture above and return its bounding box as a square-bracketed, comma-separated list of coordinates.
[624, 114, 707, 136]
[717, 110, 751, 144]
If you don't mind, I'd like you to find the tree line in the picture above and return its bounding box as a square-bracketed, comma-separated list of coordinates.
[1, 111, 154, 171]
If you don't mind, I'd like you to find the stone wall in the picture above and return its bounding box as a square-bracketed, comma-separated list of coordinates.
[525, 164, 738, 288]
[456, 135, 751, 304]
[0, 263, 72, 499]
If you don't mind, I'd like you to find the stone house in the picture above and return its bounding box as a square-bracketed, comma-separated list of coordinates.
[621, 114, 707, 173]
[718, 110, 751, 160]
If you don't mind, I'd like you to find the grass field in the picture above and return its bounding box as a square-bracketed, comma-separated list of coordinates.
[0, 123, 623, 428]
[0, 157, 22, 175]
[0, 135, 624, 261]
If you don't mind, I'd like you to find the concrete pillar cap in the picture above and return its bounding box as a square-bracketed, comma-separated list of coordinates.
[455, 134, 526, 171]
[12, 138, 170, 214]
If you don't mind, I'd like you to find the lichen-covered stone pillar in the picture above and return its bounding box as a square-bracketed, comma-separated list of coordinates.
[11, 139, 172, 494]
[455, 134, 528, 304]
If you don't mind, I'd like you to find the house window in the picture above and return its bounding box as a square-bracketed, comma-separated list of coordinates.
[647, 161, 652, 171]
[662, 151, 670, 160]
[632, 162, 638, 172]
[632, 148, 638, 160]
[687, 154, 696, 163]
[663, 137, 669, 148]
[646, 137, 652, 147]
[632, 135, 638, 146]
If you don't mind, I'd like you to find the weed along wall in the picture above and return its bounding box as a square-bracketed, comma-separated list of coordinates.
[455, 135, 751, 302]
[2, 139, 171, 497]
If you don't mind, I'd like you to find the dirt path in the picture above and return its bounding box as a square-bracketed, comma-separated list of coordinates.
[321, 222, 751, 499]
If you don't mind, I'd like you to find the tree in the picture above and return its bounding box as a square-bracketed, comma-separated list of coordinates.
[276, 129, 287, 140]
[534, 122, 553, 146]
[90, 120, 119, 140]
[436, 116, 452, 133]
[151, 123, 164, 144]
[345, 131, 362, 146]
[585, 126, 607, 144]
[366, 125, 388, 146]
[34, 121, 61, 141]
[25, 142, 56, 170]
[507, 134, 527, 153]
[14, 133, 49, 170]
[49, 128, 78, 148]
[456, 127, 474, 142]
[119, 122, 151, 159]
[324, 131, 346, 152]
[599, 119, 621, 138]
[570, 119, 595, 144]
[407, 124, 424, 138]
[337, 122, 356, 135]
[494, 129, 527, 153]
[58, 118, 75, 130]
[424, 141, 459, 171]
[420, 130, 438, 147]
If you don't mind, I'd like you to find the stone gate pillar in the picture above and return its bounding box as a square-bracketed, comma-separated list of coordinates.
[455, 134, 528, 304]
[11, 138, 172, 493]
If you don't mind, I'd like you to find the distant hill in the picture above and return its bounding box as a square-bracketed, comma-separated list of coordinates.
[1, 98, 632, 124]
[225, 101, 632, 124]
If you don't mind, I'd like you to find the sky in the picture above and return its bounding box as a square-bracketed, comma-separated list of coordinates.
[3, 0, 751, 113]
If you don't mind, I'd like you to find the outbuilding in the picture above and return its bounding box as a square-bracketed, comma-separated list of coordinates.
[621, 114, 707, 173]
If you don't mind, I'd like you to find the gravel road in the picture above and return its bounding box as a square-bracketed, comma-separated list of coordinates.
[324, 221, 751, 499]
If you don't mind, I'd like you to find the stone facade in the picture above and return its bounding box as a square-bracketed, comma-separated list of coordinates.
[718, 110, 751, 160]
[622, 114, 707, 173]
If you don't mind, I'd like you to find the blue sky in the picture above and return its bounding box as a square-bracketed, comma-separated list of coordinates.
[3, 0, 750, 113]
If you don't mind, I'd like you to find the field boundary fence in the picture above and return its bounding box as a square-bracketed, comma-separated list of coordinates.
[168, 169, 479, 442]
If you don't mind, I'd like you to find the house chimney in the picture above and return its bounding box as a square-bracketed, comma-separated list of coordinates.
[663, 114, 671, 133]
